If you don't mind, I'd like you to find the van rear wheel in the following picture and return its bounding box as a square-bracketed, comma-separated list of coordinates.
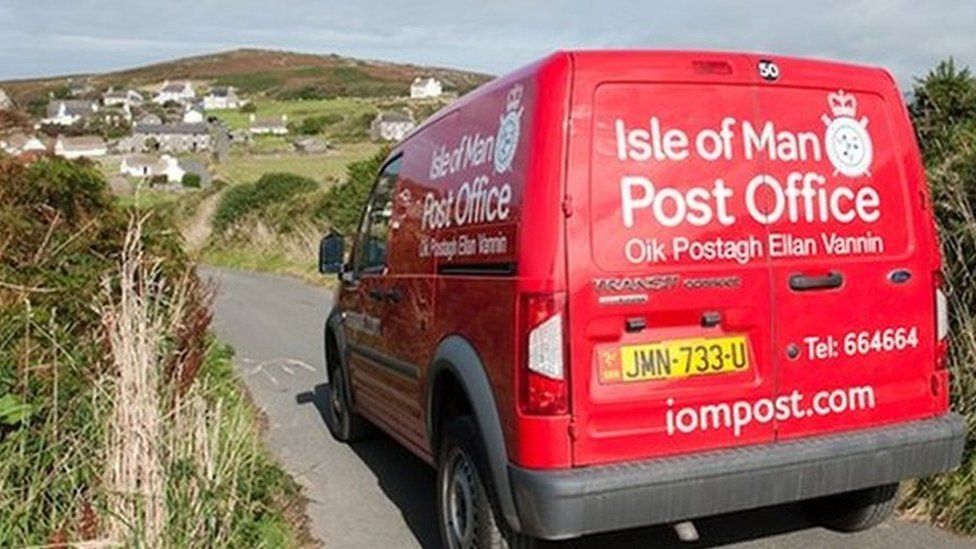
[803, 483, 900, 532]
[437, 416, 535, 549]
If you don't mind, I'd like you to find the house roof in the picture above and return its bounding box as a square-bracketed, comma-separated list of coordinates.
[250, 116, 287, 129]
[134, 122, 209, 136]
[47, 100, 96, 118]
[375, 111, 415, 123]
[2, 132, 45, 150]
[412, 76, 439, 86]
[122, 153, 165, 169]
[208, 86, 236, 97]
[57, 135, 106, 150]
[160, 81, 191, 93]
[104, 89, 143, 99]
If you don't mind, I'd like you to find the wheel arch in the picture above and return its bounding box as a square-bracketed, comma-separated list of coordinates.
[426, 335, 522, 533]
[325, 307, 355, 405]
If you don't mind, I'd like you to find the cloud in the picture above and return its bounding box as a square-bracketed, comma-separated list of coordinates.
[0, 0, 973, 84]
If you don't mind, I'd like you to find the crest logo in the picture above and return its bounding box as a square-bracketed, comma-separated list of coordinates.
[494, 84, 524, 174]
[822, 90, 873, 177]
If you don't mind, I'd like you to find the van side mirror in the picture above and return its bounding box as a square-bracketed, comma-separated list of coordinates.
[319, 233, 345, 274]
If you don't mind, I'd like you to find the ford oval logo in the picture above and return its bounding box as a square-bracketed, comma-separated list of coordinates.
[888, 269, 912, 284]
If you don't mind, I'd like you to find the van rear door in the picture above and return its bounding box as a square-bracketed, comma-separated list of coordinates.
[565, 53, 778, 465]
[750, 59, 942, 441]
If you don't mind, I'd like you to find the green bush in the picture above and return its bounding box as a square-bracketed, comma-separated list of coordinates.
[239, 102, 257, 114]
[315, 146, 390, 234]
[289, 114, 340, 135]
[181, 173, 202, 188]
[0, 156, 304, 546]
[902, 58, 976, 534]
[213, 173, 318, 234]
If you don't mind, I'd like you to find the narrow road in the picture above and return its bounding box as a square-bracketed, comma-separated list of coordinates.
[204, 266, 974, 549]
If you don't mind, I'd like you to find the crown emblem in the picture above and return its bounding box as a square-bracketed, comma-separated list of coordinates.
[827, 90, 857, 118]
[506, 84, 524, 111]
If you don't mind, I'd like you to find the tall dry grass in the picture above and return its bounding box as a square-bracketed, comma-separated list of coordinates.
[97, 219, 303, 547]
[901, 119, 976, 532]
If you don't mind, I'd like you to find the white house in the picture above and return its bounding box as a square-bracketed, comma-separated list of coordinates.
[0, 133, 46, 155]
[120, 153, 185, 182]
[370, 112, 416, 142]
[54, 135, 107, 159]
[124, 122, 212, 154]
[103, 88, 144, 108]
[42, 100, 98, 126]
[249, 114, 288, 135]
[0, 88, 13, 110]
[183, 104, 205, 123]
[203, 86, 243, 110]
[410, 77, 443, 99]
[154, 81, 195, 104]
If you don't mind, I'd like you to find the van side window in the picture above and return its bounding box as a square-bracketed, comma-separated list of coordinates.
[355, 156, 402, 274]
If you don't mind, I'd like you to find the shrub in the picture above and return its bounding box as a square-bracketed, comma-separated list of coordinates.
[901, 58, 976, 534]
[213, 173, 318, 234]
[239, 102, 257, 114]
[315, 146, 390, 234]
[181, 173, 202, 188]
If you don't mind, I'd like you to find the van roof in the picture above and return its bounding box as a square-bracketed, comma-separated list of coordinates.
[395, 50, 895, 153]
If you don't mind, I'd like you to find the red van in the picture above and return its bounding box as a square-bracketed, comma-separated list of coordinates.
[319, 51, 965, 548]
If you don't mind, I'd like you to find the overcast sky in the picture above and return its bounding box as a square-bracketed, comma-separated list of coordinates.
[1, 1, 973, 88]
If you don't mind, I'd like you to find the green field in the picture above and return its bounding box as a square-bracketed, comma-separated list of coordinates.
[215, 142, 381, 185]
[206, 97, 378, 130]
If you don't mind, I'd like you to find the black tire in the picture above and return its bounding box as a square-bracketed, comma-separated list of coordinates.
[437, 416, 535, 549]
[803, 483, 900, 533]
[325, 353, 373, 442]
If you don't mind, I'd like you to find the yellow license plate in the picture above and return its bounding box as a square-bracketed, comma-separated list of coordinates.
[598, 336, 750, 384]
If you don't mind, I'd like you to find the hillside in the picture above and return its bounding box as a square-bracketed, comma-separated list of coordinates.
[0, 48, 493, 103]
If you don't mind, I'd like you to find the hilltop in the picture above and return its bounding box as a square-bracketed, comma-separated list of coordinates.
[0, 48, 493, 103]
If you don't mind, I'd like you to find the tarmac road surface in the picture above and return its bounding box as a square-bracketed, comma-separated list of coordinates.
[204, 266, 974, 549]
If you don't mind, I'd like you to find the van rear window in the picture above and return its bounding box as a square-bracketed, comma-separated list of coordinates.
[588, 83, 912, 271]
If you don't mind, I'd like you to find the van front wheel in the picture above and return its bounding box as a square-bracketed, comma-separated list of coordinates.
[437, 417, 535, 549]
[803, 483, 900, 532]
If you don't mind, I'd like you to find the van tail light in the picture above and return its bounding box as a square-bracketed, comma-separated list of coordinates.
[935, 271, 949, 370]
[519, 293, 568, 415]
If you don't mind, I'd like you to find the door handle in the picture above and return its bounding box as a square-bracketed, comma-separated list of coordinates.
[789, 271, 844, 291]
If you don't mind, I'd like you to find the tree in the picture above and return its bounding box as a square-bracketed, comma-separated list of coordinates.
[315, 146, 390, 234]
[909, 58, 976, 163]
[181, 173, 202, 188]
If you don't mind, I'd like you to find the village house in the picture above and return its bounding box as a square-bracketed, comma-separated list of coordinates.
[53, 135, 107, 159]
[183, 104, 205, 123]
[120, 153, 181, 180]
[136, 113, 163, 126]
[120, 153, 211, 186]
[153, 80, 195, 105]
[410, 76, 443, 99]
[102, 88, 144, 108]
[67, 80, 94, 98]
[0, 88, 13, 110]
[292, 136, 330, 154]
[203, 86, 243, 110]
[370, 111, 416, 142]
[42, 100, 98, 126]
[0, 133, 47, 156]
[249, 114, 288, 135]
[125, 121, 212, 153]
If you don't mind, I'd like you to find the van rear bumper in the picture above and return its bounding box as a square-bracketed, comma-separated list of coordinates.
[508, 413, 966, 540]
